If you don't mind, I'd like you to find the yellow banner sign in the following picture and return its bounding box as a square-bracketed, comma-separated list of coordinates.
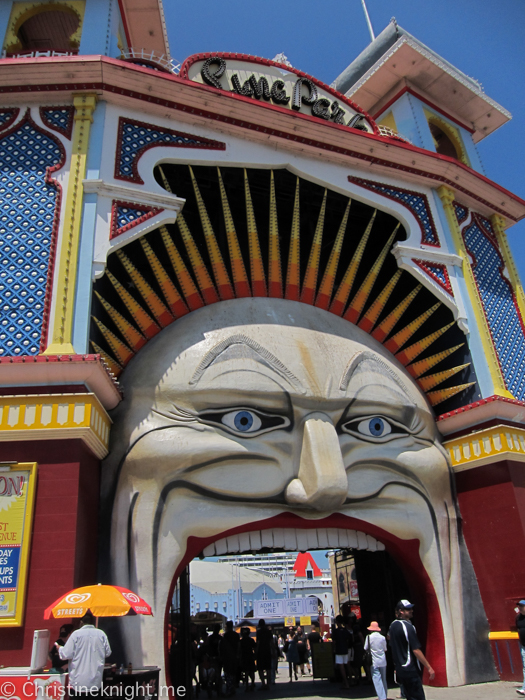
[300, 616, 312, 626]
[0, 463, 37, 626]
[284, 616, 296, 627]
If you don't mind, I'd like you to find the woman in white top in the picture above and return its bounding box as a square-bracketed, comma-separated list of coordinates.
[364, 621, 388, 700]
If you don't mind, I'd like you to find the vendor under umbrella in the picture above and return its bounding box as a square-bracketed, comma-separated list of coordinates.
[55, 612, 112, 694]
[45, 583, 153, 692]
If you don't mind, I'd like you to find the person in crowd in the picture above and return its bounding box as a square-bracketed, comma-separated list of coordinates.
[389, 600, 435, 700]
[343, 617, 355, 683]
[307, 624, 322, 647]
[49, 624, 73, 673]
[239, 628, 256, 692]
[205, 624, 223, 697]
[199, 653, 216, 699]
[190, 631, 202, 696]
[56, 612, 111, 695]
[268, 625, 280, 684]
[220, 621, 240, 697]
[389, 608, 406, 699]
[306, 624, 322, 677]
[255, 619, 273, 688]
[277, 634, 285, 659]
[295, 626, 309, 675]
[332, 615, 352, 690]
[284, 634, 299, 681]
[350, 617, 367, 685]
[515, 600, 525, 696]
[364, 621, 388, 700]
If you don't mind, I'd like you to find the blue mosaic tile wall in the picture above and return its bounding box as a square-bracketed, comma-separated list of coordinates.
[463, 219, 525, 399]
[40, 107, 73, 138]
[116, 204, 150, 230]
[0, 110, 17, 128]
[425, 263, 447, 287]
[117, 121, 201, 179]
[0, 119, 63, 356]
[453, 202, 468, 224]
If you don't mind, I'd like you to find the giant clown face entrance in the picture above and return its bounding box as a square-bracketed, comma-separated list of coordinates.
[96, 167, 493, 689]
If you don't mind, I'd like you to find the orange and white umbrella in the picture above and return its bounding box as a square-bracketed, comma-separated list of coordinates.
[44, 584, 152, 620]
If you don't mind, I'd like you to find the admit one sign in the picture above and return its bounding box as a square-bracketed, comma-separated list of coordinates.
[0, 462, 37, 626]
[181, 53, 375, 133]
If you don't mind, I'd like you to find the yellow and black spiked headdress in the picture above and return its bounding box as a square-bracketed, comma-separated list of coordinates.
[90, 165, 476, 412]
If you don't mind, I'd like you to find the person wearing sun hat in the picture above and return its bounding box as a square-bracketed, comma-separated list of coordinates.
[388, 600, 434, 700]
[515, 600, 525, 696]
[364, 621, 388, 700]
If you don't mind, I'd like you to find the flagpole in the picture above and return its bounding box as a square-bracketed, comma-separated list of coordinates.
[360, 0, 375, 41]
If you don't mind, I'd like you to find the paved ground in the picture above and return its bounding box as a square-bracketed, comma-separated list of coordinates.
[246, 662, 520, 700]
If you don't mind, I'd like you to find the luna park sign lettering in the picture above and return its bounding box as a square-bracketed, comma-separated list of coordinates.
[190, 55, 372, 132]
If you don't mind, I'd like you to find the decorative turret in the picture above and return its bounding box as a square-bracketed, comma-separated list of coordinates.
[0, 0, 170, 63]
[333, 18, 511, 173]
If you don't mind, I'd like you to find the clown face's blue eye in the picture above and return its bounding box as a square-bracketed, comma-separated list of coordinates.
[360, 417, 389, 437]
[340, 415, 408, 441]
[223, 410, 261, 433]
[198, 408, 291, 437]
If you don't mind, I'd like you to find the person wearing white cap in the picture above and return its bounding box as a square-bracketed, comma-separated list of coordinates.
[364, 621, 388, 700]
[388, 600, 434, 700]
[515, 600, 525, 696]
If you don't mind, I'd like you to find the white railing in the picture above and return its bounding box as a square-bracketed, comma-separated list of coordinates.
[119, 49, 181, 75]
[2, 50, 77, 59]
[378, 124, 412, 143]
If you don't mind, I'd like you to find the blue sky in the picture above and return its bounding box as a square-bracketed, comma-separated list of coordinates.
[164, 0, 525, 277]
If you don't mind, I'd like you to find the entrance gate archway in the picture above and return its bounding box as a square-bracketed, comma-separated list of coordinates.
[167, 526, 415, 694]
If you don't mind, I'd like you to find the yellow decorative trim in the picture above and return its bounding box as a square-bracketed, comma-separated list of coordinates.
[425, 110, 469, 166]
[45, 93, 97, 355]
[437, 185, 513, 398]
[443, 424, 525, 472]
[3, 1, 85, 54]
[0, 394, 111, 459]
[491, 214, 525, 329]
[488, 631, 518, 640]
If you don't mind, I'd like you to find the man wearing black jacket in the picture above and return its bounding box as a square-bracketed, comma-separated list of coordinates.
[389, 600, 435, 700]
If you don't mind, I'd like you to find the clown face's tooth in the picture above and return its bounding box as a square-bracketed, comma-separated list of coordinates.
[284, 529, 298, 551]
[199, 527, 384, 556]
[261, 530, 274, 549]
[272, 529, 285, 549]
[368, 534, 383, 551]
[296, 530, 309, 551]
[249, 531, 262, 550]
[306, 529, 319, 549]
[226, 535, 240, 553]
[347, 530, 358, 548]
[314, 530, 325, 547]
[214, 537, 229, 555]
[357, 531, 369, 549]
[338, 529, 350, 547]
[326, 529, 340, 548]
[238, 532, 251, 553]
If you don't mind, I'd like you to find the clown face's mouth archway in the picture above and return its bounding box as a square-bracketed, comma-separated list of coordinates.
[99, 298, 494, 690]
[168, 524, 414, 693]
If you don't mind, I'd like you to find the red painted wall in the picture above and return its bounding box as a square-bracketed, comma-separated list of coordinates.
[0, 439, 100, 666]
[456, 459, 525, 680]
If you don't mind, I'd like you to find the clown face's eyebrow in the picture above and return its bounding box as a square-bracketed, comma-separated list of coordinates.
[339, 350, 412, 397]
[189, 333, 304, 392]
